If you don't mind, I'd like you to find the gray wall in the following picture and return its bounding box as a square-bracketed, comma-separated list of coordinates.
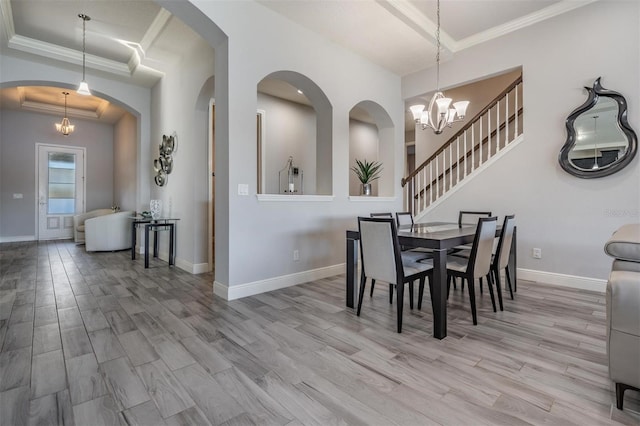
[404, 1, 640, 282]
[258, 93, 317, 195]
[0, 109, 114, 239]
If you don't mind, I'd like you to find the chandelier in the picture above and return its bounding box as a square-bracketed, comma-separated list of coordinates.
[410, 0, 469, 134]
[77, 13, 91, 96]
[55, 92, 75, 136]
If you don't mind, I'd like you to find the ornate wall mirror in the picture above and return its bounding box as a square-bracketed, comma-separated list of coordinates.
[559, 78, 637, 178]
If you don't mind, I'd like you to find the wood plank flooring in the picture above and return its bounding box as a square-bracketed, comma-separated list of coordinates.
[0, 240, 639, 425]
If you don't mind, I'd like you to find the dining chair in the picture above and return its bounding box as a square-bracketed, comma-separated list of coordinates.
[357, 216, 433, 333]
[433, 216, 498, 325]
[451, 210, 494, 290]
[458, 211, 492, 227]
[395, 211, 414, 227]
[451, 215, 516, 307]
[490, 215, 516, 309]
[368, 212, 427, 300]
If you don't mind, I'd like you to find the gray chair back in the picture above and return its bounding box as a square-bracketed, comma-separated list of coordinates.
[468, 217, 498, 279]
[370, 212, 393, 218]
[395, 212, 414, 227]
[459, 211, 492, 227]
[358, 217, 400, 285]
[496, 215, 516, 270]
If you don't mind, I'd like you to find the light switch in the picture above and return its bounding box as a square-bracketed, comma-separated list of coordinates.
[238, 184, 249, 196]
[13, 193, 23, 199]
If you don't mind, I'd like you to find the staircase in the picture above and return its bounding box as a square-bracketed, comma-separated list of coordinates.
[402, 76, 524, 218]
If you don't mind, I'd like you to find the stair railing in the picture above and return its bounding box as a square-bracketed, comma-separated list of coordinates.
[402, 76, 523, 216]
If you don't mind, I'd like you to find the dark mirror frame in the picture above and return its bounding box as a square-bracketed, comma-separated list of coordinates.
[559, 77, 637, 178]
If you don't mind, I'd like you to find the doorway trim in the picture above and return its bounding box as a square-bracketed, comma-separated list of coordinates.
[208, 98, 215, 272]
[34, 143, 86, 241]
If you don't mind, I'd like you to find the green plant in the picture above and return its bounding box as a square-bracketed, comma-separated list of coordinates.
[351, 159, 382, 184]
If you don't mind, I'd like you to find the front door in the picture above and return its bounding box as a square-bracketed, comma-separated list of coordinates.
[37, 144, 85, 240]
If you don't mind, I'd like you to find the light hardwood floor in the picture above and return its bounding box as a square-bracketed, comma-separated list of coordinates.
[0, 240, 638, 425]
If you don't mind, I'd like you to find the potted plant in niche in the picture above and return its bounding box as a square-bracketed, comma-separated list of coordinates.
[351, 159, 382, 196]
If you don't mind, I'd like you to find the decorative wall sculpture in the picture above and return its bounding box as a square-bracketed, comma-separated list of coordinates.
[154, 133, 177, 186]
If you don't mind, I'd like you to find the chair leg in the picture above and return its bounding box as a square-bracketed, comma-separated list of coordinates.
[467, 277, 478, 325]
[409, 281, 414, 310]
[479, 277, 483, 295]
[486, 273, 496, 313]
[452, 276, 457, 290]
[505, 266, 514, 300]
[370, 279, 376, 297]
[493, 268, 504, 311]
[396, 280, 404, 333]
[616, 383, 640, 410]
[357, 274, 367, 316]
[418, 278, 425, 310]
[389, 284, 394, 304]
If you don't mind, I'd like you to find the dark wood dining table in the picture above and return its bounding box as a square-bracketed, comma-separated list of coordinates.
[345, 222, 516, 339]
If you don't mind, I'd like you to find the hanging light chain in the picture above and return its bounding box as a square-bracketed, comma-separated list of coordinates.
[79, 14, 89, 81]
[435, 0, 441, 92]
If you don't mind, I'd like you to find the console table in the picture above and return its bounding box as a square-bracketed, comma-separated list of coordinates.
[131, 217, 179, 268]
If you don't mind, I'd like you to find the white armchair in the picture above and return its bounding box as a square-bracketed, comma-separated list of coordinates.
[73, 209, 114, 244]
[85, 211, 134, 252]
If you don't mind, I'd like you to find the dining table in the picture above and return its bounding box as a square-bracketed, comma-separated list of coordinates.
[345, 221, 517, 339]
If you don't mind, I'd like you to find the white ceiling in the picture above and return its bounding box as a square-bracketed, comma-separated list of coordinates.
[0, 0, 597, 124]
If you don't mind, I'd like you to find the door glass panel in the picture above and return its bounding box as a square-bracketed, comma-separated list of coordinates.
[48, 153, 76, 214]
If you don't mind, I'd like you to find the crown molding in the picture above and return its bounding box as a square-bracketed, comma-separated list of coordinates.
[1, 1, 167, 86]
[376, 0, 456, 53]
[454, 0, 599, 51]
[20, 100, 100, 119]
[8, 34, 131, 76]
[0, 0, 15, 41]
[379, 0, 597, 54]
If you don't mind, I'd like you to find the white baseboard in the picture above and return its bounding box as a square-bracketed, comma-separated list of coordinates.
[214, 264, 345, 301]
[192, 263, 210, 274]
[0, 235, 36, 243]
[517, 268, 606, 293]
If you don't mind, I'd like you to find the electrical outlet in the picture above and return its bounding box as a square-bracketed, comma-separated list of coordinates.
[532, 248, 542, 259]
[293, 249, 300, 261]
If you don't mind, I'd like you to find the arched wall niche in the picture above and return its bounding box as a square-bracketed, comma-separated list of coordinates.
[349, 100, 395, 197]
[257, 70, 333, 196]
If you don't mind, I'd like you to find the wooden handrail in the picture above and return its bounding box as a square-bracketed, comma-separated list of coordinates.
[403, 75, 522, 186]
[413, 106, 523, 200]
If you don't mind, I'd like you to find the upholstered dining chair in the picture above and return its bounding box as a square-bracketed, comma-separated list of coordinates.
[458, 211, 493, 227]
[431, 216, 497, 325]
[451, 210, 494, 290]
[357, 216, 433, 333]
[451, 215, 516, 308]
[368, 212, 427, 300]
[490, 215, 516, 309]
[370, 212, 393, 218]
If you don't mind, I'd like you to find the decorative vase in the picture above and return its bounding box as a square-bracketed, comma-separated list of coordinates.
[150, 199, 162, 219]
[362, 183, 372, 196]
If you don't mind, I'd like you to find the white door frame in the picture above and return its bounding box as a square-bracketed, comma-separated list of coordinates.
[208, 98, 215, 272]
[35, 143, 86, 240]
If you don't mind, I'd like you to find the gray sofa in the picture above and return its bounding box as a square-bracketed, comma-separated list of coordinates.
[604, 223, 640, 410]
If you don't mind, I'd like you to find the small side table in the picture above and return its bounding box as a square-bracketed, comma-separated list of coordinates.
[131, 217, 179, 268]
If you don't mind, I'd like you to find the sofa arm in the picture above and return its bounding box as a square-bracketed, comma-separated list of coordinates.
[85, 211, 134, 252]
[604, 223, 640, 262]
[606, 270, 640, 390]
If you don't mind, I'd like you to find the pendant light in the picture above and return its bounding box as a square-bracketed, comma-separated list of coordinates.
[55, 92, 75, 136]
[77, 13, 91, 96]
[410, 0, 469, 134]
